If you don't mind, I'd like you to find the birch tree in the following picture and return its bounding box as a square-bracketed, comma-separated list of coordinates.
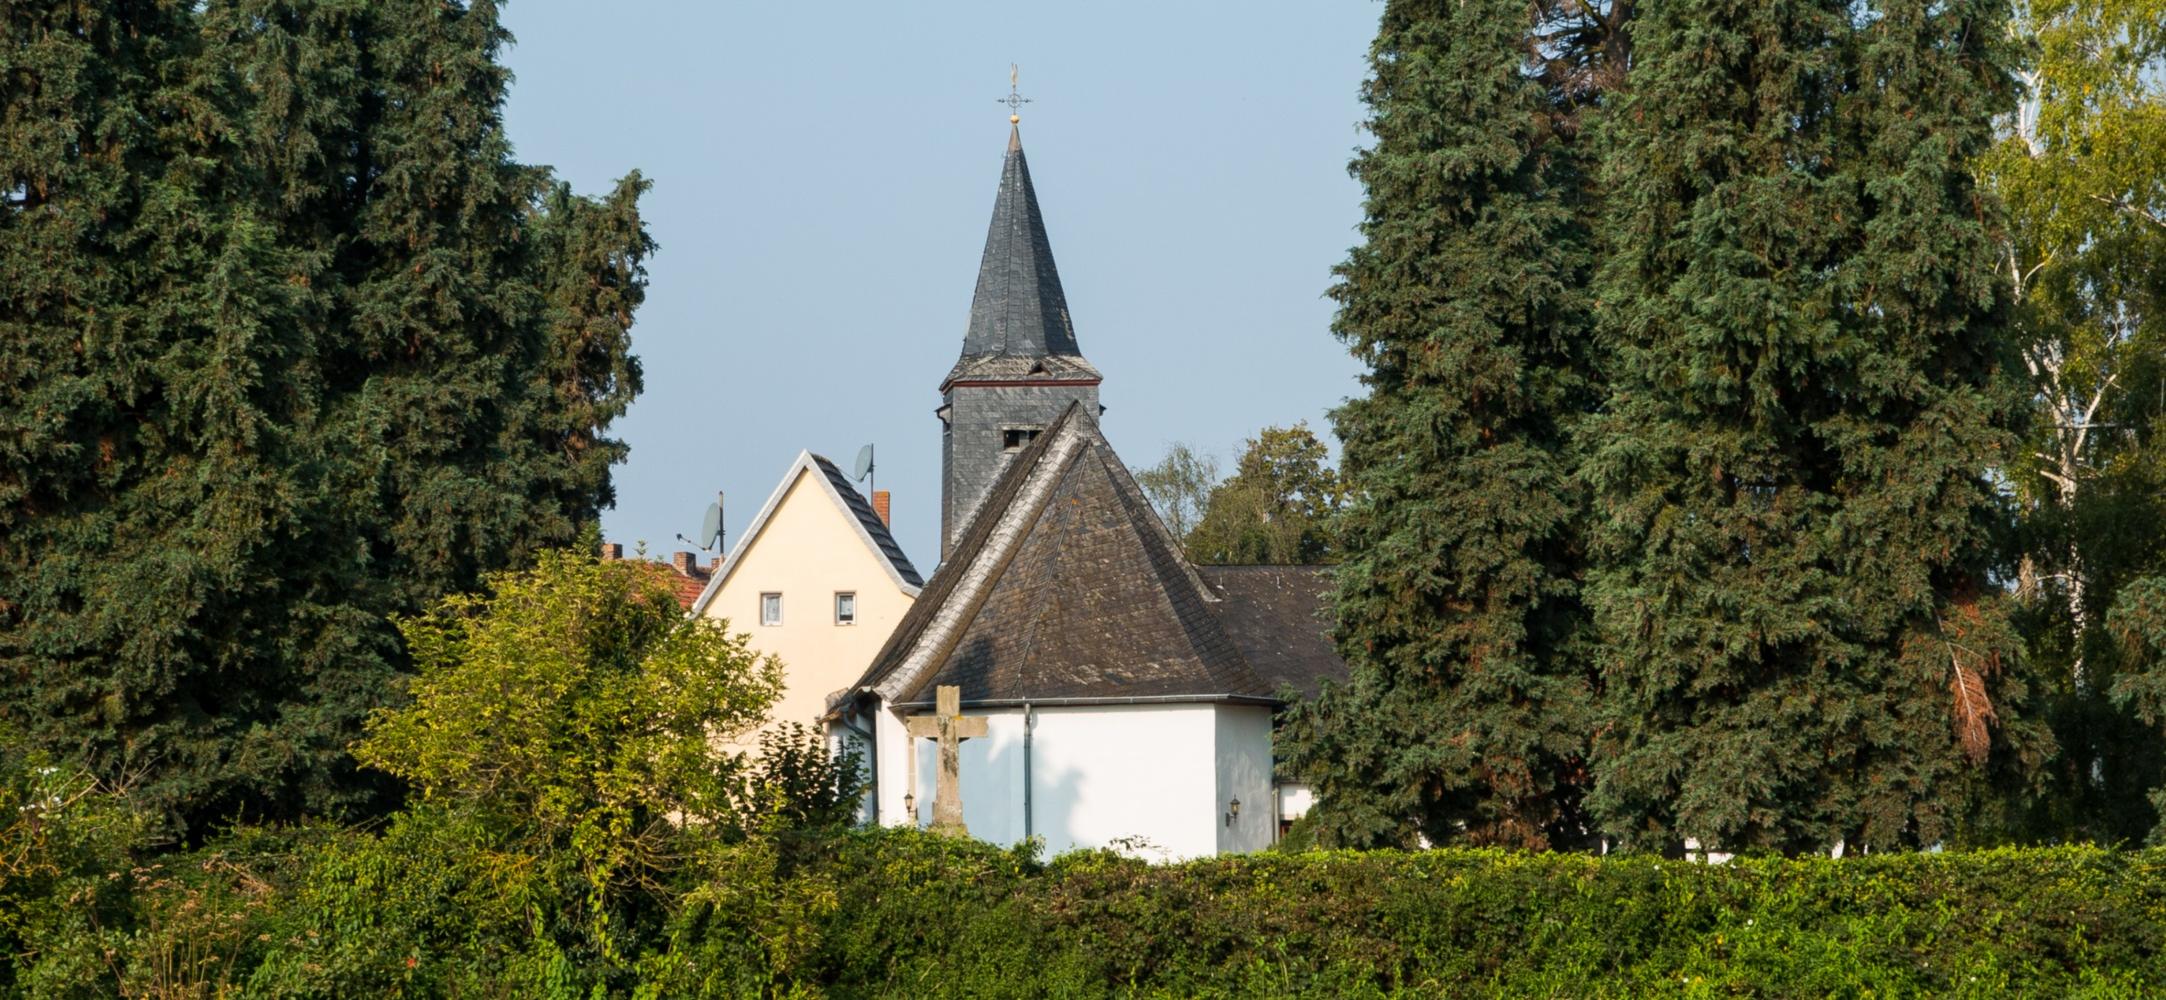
[1981, 0, 2166, 684]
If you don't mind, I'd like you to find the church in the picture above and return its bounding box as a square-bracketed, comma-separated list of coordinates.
[818, 120, 1346, 859]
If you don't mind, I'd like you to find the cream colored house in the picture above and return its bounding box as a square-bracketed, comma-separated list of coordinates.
[687, 451, 923, 745]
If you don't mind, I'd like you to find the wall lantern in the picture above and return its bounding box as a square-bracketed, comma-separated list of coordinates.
[1224, 796, 1241, 828]
[904, 792, 916, 819]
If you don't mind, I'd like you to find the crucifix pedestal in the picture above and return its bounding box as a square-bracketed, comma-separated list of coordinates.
[905, 685, 987, 837]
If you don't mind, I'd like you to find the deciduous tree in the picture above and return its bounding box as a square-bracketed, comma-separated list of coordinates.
[1981, 0, 2166, 842]
[1136, 443, 1219, 548]
[1186, 424, 1342, 567]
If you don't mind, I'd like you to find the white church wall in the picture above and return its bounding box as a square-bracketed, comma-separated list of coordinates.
[1276, 783, 1316, 824]
[863, 703, 919, 828]
[882, 702, 1223, 860]
[1028, 705, 1218, 860]
[1213, 704, 1276, 854]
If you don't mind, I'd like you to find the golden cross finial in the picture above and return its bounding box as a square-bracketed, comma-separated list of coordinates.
[999, 63, 1031, 124]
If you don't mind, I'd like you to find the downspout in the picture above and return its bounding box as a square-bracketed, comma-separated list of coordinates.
[837, 705, 878, 826]
[1022, 701, 1034, 842]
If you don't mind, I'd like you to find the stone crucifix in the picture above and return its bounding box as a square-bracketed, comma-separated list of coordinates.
[905, 685, 987, 837]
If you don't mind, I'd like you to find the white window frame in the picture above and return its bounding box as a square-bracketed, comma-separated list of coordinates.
[834, 591, 857, 626]
[760, 592, 782, 626]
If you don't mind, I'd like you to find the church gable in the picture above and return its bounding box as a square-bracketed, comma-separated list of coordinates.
[857, 403, 1270, 710]
[916, 446, 1263, 707]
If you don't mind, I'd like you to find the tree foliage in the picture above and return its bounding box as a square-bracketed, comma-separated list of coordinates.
[0, 0, 652, 834]
[1135, 443, 1219, 547]
[348, 546, 817, 984]
[1584, 0, 2050, 853]
[1276, 0, 1596, 850]
[1185, 424, 1343, 566]
[355, 548, 781, 840]
[1981, 0, 2166, 842]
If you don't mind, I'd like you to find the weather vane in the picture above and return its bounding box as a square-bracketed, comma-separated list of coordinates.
[999, 63, 1031, 124]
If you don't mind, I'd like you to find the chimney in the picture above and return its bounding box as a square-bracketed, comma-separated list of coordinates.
[872, 490, 891, 528]
[671, 551, 699, 576]
[601, 542, 624, 561]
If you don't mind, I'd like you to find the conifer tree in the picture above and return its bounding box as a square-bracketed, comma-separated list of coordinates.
[1278, 0, 1598, 849]
[1584, 0, 2050, 852]
[0, 0, 652, 832]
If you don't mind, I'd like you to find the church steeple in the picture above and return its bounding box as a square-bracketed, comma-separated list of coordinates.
[937, 124, 1103, 557]
[943, 125, 1100, 388]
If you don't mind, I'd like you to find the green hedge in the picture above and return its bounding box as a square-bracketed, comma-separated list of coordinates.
[7, 819, 2164, 997]
[643, 832, 2166, 998]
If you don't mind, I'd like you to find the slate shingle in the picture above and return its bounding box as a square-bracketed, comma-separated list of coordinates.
[854, 404, 1284, 709]
[1196, 565, 1348, 699]
[942, 124, 1100, 391]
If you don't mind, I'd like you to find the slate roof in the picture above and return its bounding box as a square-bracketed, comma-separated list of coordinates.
[1196, 566, 1346, 699]
[811, 454, 924, 587]
[849, 403, 1343, 710]
[942, 126, 1101, 390]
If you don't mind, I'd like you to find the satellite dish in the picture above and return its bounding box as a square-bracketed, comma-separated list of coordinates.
[853, 444, 875, 482]
[699, 493, 724, 551]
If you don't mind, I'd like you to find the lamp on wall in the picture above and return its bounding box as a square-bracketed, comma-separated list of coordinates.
[1224, 796, 1241, 828]
[904, 792, 916, 819]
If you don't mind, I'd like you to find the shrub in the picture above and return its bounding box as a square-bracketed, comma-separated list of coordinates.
[644, 831, 2166, 998]
[0, 748, 149, 997]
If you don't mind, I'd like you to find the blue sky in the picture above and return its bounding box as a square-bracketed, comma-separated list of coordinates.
[499, 0, 1379, 571]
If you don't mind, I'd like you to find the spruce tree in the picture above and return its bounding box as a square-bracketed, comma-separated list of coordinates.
[1584, 0, 2049, 852]
[1278, 0, 1598, 849]
[0, 0, 651, 832]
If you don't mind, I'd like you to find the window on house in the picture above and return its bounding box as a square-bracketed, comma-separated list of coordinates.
[835, 591, 857, 626]
[1002, 427, 1040, 452]
[760, 592, 782, 626]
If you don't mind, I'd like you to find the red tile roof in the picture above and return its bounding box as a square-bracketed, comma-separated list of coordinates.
[604, 547, 711, 611]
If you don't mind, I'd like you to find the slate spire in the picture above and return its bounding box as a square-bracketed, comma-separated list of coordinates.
[945, 125, 1098, 387]
[938, 124, 1103, 557]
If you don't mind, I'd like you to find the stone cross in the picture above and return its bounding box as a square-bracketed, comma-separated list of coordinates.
[905, 685, 987, 837]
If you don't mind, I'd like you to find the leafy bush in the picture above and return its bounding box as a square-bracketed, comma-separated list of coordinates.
[11, 546, 2159, 997]
[736, 723, 868, 836]
[0, 748, 149, 997]
[644, 831, 2166, 998]
[7, 810, 2164, 996]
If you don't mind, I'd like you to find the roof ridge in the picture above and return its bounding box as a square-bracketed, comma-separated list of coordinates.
[841, 403, 1282, 711]
[811, 454, 924, 587]
[848, 403, 1087, 703]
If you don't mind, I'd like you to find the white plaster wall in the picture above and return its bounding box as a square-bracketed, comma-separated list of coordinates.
[1028, 705, 1217, 860]
[1213, 705, 1276, 854]
[1277, 783, 1316, 823]
[881, 702, 1224, 860]
[704, 468, 914, 749]
[824, 704, 899, 828]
